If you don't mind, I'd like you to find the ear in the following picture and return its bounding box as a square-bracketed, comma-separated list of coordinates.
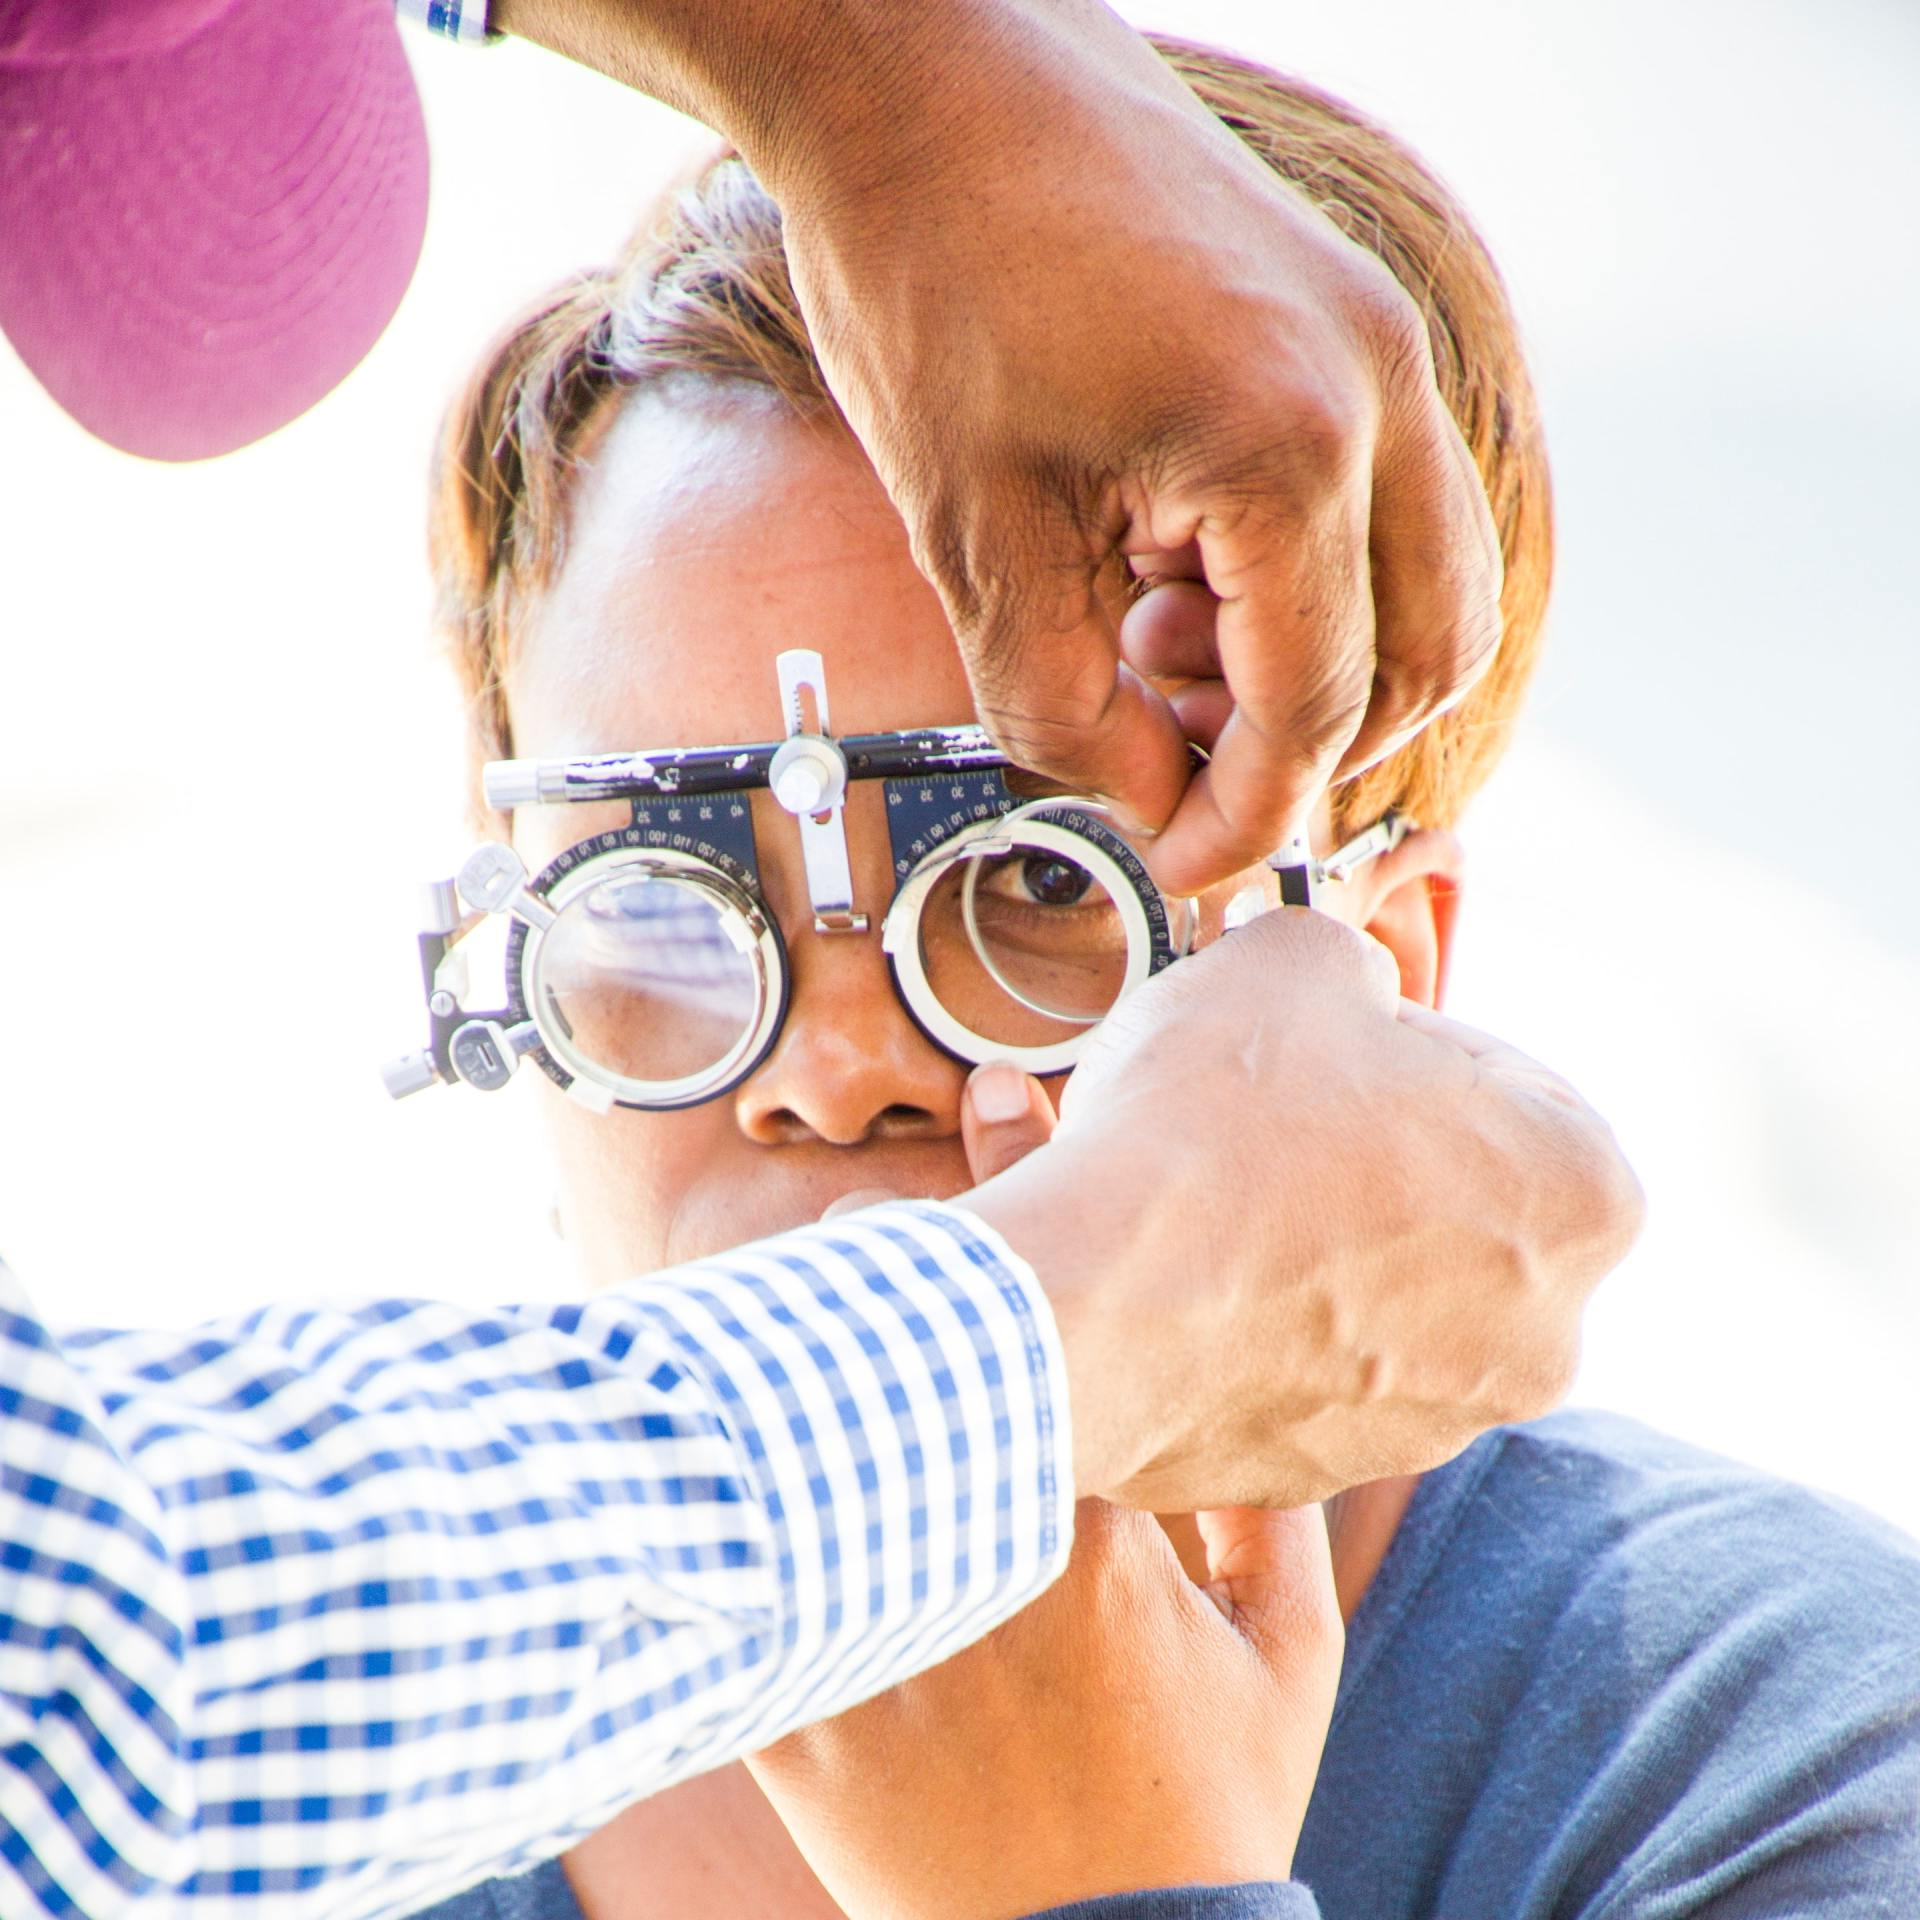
[1354, 829, 1466, 1011]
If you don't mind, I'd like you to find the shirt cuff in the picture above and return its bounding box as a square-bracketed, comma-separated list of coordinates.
[607, 1198, 1074, 1760]
[1027, 1887, 1321, 1920]
[394, 0, 500, 47]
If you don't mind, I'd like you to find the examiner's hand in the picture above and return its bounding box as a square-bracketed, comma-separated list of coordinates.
[495, 0, 1502, 893]
[749, 1498, 1342, 1920]
[969, 909, 1644, 1511]
[773, 4, 1505, 895]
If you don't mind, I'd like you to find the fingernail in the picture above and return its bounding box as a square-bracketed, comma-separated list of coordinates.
[970, 1061, 1031, 1125]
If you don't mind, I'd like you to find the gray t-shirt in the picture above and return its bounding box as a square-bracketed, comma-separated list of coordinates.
[419, 1411, 1920, 1919]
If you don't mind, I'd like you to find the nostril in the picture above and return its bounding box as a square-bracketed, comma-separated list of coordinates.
[754, 1107, 811, 1146]
[750, 1102, 938, 1146]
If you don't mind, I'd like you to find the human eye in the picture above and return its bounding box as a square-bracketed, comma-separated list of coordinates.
[966, 850, 1122, 960]
[978, 851, 1102, 911]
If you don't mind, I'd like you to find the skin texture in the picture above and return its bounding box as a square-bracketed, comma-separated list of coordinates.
[747, 1501, 1345, 1920]
[493, 0, 1506, 891]
[507, 392, 1636, 1514]
[491, 392, 1622, 1918]
[511, 390, 1463, 1277]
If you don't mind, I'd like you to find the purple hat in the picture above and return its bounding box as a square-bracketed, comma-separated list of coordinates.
[0, 0, 428, 461]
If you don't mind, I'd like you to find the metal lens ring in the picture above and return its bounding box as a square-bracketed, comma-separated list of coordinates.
[883, 799, 1185, 1076]
[505, 825, 788, 1112]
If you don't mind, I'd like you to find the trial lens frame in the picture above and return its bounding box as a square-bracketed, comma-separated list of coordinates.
[382, 650, 1408, 1109]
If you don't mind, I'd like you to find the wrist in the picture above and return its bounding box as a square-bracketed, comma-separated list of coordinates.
[965, 1124, 1197, 1503]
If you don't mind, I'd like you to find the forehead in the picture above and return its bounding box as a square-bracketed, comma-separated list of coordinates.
[507, 385, 972, 759]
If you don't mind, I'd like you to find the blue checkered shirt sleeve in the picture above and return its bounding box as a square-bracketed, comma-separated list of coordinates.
[0, 1201, 1071, 1918]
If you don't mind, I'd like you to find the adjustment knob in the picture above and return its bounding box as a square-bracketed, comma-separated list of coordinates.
[770, 735, 848, 817]
[449, 1019, 519, 1093]
[381, 1050, 440, 1100]
[458, 842, 529, 914]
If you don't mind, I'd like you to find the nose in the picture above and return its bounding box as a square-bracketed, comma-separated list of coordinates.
[734, 934, 967, 1145]
[734, 794, 967, 1147]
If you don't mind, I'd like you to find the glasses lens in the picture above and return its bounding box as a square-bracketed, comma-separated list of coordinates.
[917, 843, 1129, 1048]
[535, 867, 761, 1088]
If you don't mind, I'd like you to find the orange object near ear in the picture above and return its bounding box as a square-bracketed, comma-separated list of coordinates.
[1428, 873, 1462, 1012]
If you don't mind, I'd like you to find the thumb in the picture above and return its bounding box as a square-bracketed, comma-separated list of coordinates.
[962, 1062, 1058, 1183]
[1195, 1505, 1344, 1685]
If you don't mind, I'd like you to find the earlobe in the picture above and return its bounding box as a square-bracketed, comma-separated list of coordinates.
[1357, 830, 1465, 1011]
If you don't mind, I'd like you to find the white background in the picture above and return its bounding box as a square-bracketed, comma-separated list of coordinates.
[2, 2, 1915, 1528]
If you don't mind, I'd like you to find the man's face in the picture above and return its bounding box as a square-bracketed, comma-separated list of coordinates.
[504, 387, 1368, 1286]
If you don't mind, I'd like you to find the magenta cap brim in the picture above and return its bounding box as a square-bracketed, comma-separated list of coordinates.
[0, 0, 428, 462]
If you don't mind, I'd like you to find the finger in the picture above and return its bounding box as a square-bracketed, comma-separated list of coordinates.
[1194, 1505, 1342, 1678]
[1118, 578, 1221, 682]
[820, 1187, 905, 1221]
[962, 1061, 1058, 1182]
[1144, 489, 1376, 894]
[1166, 679, 1233, 755]
[1125, 539, 1206, 583]
[963, 598, 1193, 839]
[1338, 374, 1504, 779]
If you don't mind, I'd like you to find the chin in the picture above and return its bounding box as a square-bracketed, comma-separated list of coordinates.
[590, 1151, 975, 1280]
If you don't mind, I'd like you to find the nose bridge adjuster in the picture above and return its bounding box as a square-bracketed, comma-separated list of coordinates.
[770, 649, 869, 936]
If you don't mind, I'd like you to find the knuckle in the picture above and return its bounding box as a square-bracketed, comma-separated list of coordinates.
[1395, 601, 1504, 721]
[1145, 364, 1369, 507]
[1473, 1275, 1584, 1427]
[978, 680, 1119, 779]
[1584, 1129, 1649, 1265]
[1496, 1331, 1581, 1426]
[901, 490, 988, 629]
[1347, 268, 1438, 388]
[1068, 1497, 1132, 1574]
[1271, 378, 1369, 483]
[1301, 1569, 1350, 1658]
[1530, 1323, 1584, 1414]
[756, 1721, 827, 1774]
[1250, 646, 1373, 767]
[1450, 597, 1507, 682]
[1538, 1099, 1646, 1264]
[1252, 899, 1392, 992]
[1360, 931, 1404, 1001]
[909, 461, 1104, 641]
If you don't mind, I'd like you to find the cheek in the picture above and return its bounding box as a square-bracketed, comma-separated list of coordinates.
[513, 801, 632, 875]
[539, 1086, 735, 1286]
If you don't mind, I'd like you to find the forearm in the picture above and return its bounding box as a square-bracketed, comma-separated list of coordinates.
[0, 1208, 1070, 1918]
[486, 0, 1212, 205]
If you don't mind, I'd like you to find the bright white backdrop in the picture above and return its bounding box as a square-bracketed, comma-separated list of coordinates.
[2, 1, 1915, 1528]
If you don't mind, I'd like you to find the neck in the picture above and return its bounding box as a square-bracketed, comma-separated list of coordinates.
[1322, 1475, 1421, 1622]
